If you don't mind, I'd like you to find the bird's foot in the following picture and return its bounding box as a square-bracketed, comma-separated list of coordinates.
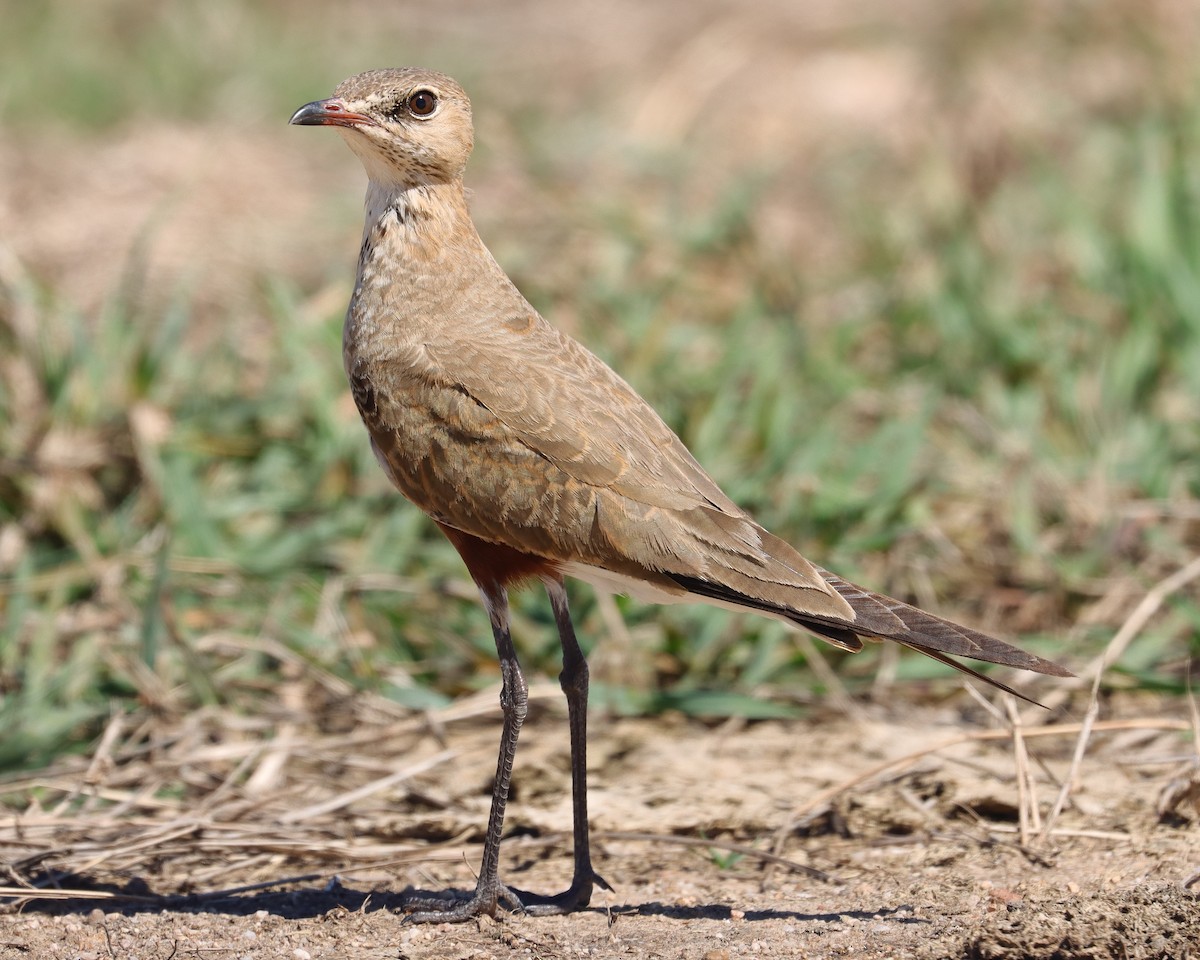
[402, 876, 524, 924]
[402, 871, 612, 923]
[518, 869, 612, 917]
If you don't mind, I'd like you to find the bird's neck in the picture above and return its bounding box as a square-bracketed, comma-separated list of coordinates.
[347, 177, 508, 358]
[361, 178, 474, 256]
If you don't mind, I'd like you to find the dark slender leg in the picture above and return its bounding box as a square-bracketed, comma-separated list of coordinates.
[518, 578, 611, 915]
[403, 579, 609, 922]
[404, 585, 529, 922]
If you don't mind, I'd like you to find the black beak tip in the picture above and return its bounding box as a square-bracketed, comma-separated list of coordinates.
[289, 100, 329, 126]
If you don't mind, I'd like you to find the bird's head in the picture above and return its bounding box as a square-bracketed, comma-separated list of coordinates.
[290, 68, 474, 188]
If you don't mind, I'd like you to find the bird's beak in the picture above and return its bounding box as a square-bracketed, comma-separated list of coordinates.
[289, 98, 377, 128]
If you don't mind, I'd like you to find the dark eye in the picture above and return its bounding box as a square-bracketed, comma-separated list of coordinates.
[407, 90, 438, 117]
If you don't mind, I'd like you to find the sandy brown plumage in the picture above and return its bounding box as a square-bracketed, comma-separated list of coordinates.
[291, 67, 1071, 921]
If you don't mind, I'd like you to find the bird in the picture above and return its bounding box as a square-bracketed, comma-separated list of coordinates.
[290, 67, 1071, 922]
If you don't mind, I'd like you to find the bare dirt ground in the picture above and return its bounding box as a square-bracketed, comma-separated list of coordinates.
[2, 695, 1196, 959]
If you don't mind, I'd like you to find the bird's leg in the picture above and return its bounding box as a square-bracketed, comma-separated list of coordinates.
[403, 578, 609, 922]
[403, 585, 530, 922]
[513, 577, 611, 915]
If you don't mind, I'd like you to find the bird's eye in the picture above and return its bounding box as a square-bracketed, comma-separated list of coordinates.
[407, 90, 438, 118]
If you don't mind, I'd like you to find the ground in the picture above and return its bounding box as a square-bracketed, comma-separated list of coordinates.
[3, 697, 1196, 959]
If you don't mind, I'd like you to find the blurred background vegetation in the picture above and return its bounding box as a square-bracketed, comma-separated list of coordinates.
[1, 0, 1197, 772]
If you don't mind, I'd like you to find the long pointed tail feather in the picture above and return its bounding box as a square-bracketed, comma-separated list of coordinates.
[666, 570, 1072, 700]
[815, 569, 1071, 676]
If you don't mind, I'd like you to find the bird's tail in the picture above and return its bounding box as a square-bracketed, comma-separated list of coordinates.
[667, 567, 1072, 704]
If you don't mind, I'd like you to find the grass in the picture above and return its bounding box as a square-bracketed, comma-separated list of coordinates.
[1, 2, 1198, 774]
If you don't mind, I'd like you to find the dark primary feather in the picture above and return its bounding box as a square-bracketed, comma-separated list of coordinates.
[667, 569, 1072, 705]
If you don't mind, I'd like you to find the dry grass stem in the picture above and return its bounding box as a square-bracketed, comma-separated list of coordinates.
[1037, 556, 1200, 835]
[278, 749, 457, 824]
[794, 633, 865, 722]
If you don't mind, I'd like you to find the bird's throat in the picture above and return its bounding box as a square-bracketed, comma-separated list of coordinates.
[359, 179, 472, 271]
